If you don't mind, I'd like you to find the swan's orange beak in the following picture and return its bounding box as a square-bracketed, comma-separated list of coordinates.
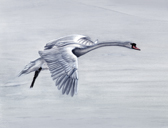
[133, 46, 140, 50]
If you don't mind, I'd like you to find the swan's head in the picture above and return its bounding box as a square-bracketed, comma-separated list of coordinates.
[130, 43, 140, 50]
[124, 42, 140, 50]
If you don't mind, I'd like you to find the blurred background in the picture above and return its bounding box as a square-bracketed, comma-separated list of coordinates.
[0, 0, 168, 128]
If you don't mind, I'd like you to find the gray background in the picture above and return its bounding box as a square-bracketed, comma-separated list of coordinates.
[0, 0, 168, 128]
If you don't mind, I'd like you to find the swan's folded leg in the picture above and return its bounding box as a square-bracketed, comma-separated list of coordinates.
[30, 67, 42, 88]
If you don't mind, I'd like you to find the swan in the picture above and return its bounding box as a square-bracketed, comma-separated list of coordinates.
[19, 34, 140, 96]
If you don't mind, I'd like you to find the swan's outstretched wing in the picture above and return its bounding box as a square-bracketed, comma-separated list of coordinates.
[44, 34, 95, 49]
[39, 47, 78, 97]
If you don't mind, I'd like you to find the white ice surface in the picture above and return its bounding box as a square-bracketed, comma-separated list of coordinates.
[0, 0, 168, 128]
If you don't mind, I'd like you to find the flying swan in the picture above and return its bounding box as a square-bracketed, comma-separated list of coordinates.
[19, 34, 140, 96]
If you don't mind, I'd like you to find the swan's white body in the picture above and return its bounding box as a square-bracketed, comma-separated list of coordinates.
[19, 34, 140, 96]
[19, 35, 97, 96]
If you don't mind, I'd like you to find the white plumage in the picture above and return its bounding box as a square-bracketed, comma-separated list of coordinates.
[19, 34, 140, 96]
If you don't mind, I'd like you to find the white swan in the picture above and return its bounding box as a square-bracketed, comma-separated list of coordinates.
[19, 34, 140, 96]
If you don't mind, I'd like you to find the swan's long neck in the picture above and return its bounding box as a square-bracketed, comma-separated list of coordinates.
[73, 41, 128, 57]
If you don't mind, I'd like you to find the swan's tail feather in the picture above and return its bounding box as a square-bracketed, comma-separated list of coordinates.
[18, 58, 44, 77]
[18, 62, 36, 77]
